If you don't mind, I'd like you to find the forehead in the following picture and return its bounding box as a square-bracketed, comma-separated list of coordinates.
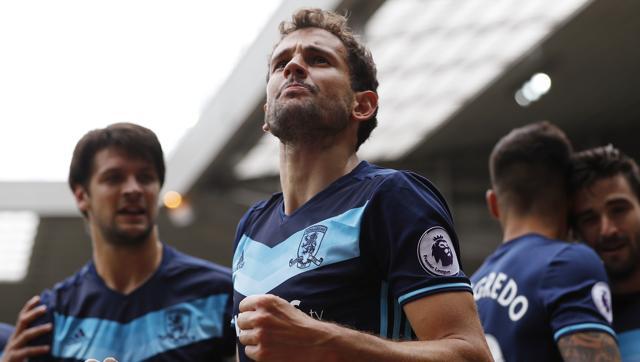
[92, 147, 152, 173]
[271, 27, 347, 61]
[574, 174, 637, 210]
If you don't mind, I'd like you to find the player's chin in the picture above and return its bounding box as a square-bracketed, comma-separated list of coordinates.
[116, 223, 152, 242]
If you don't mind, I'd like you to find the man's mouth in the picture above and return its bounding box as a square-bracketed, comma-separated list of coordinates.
[117, 206, 146, 216]
[597, 237, 627, 253]
[279, 82, 315, 97]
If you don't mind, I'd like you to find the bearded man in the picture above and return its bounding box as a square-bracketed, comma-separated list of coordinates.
[2, 123, 235, 361]
[231, 8, 491, 362]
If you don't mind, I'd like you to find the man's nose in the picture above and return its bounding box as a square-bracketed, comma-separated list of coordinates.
[283, 55, 307, 80]
[600, 214, 619, 238]
[122, 175, 142, 196]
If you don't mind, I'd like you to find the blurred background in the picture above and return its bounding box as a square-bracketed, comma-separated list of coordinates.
[1, 0, 639, 323]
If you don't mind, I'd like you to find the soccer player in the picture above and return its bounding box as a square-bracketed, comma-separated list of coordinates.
[571, 145, 640, 361]
[232, 8, 491, 362]
[5, 123, 235, 361]
[471, 122, 620, 361]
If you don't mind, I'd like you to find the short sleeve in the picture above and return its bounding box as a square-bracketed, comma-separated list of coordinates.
[360, 171, 472, 306]
[540, 243, 616, 340]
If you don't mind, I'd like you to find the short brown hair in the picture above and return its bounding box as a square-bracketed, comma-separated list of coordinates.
[273, 8, 379, 150]
[490, 121, 573, 215]
[68, 122, 165, 192]
[570, 145, 640, 201]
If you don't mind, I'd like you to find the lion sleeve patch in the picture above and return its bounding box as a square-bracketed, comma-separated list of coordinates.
[417, 226, 460, 276]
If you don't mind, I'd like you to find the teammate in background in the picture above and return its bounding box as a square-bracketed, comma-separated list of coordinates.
[232, 8, 491, 362]
[3, 123, 235, 361]
[571, 145, 640, 361]
[471, 122, 620, 361]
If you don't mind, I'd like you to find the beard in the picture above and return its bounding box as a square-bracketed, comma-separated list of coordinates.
[99, 218, 154, 247]
[600, 233, 640, 281]
[266, 91, 352, 148]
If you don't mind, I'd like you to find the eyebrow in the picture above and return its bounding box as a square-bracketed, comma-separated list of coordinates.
[271, 44, 340, 64]
[605, 197, 632, 207]
[574, 209, 595, 220]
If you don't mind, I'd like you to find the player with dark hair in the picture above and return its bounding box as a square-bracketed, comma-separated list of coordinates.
[471, 121, 620, 361]
[233, 8, 491, 361]
[571, 145, 640, 360]
[2, 123, 235, 361]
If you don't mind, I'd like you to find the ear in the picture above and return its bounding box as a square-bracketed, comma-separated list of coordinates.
[262, 103, 271, 133]
[351, 90, 378, 122]
[73, 185, 90, 215]
[486, 189, 500, 220]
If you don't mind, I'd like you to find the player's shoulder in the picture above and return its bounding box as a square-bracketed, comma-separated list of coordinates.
[165, 245, 230, 278]
[40, 261, 95, 307]
[553, 241, 604, 268]
[362, 163, 451, 216]
[360, 162, 442, 197]
[161, 245, 233, 294]
[534, 238, 607, 281]
[238, 193, 282, 223]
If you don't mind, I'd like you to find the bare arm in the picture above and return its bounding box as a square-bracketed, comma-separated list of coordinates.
[557, 331, 620, 362]
[237, 292, 492, 362]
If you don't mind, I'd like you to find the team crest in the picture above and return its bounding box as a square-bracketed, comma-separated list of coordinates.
[417, 226, 460, 276]
[163, 308, 192, 341]
[591, 282, 613, 323]
[289, 225, 327, 269]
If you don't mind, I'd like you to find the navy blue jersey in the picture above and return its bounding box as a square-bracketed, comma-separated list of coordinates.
[232, 161, 471, 361]
[613, 292, 640, 361]
[471, 234, 615, 362]
[30, 244, 235, 361]
[0, 322, 14, 357]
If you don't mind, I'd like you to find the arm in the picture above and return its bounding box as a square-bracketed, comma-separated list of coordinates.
[237, 292, 492, 362]
[557, 331, 620, 362]
[1, 296, 51, 362]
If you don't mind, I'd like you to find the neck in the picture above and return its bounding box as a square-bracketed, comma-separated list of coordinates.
[279, 140, 359, 215]
[501, 213, 567, 243]
[92, 228, 163, 295]
[612, 269, 640, 295]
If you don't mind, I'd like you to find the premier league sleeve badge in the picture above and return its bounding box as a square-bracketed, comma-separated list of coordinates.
[417, 226, 460, 276]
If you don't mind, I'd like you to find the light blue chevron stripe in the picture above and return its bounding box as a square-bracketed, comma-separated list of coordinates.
[233, 205, 365, 296]
[619, 329, 640, 361]
[52, 294, 228, 361]
[397, 282, 472, 305]
[553, 323, 616, 341]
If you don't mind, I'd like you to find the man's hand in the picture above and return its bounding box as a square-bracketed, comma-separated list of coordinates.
[237, 294, 334, 361]
[237, 292, 492, 362]
[1, 296, 51, 362]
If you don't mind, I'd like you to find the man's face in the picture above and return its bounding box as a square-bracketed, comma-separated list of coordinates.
[264, 27, 355, 146]
[75, 147, 160, 246]
[573, 174, 640, 280]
